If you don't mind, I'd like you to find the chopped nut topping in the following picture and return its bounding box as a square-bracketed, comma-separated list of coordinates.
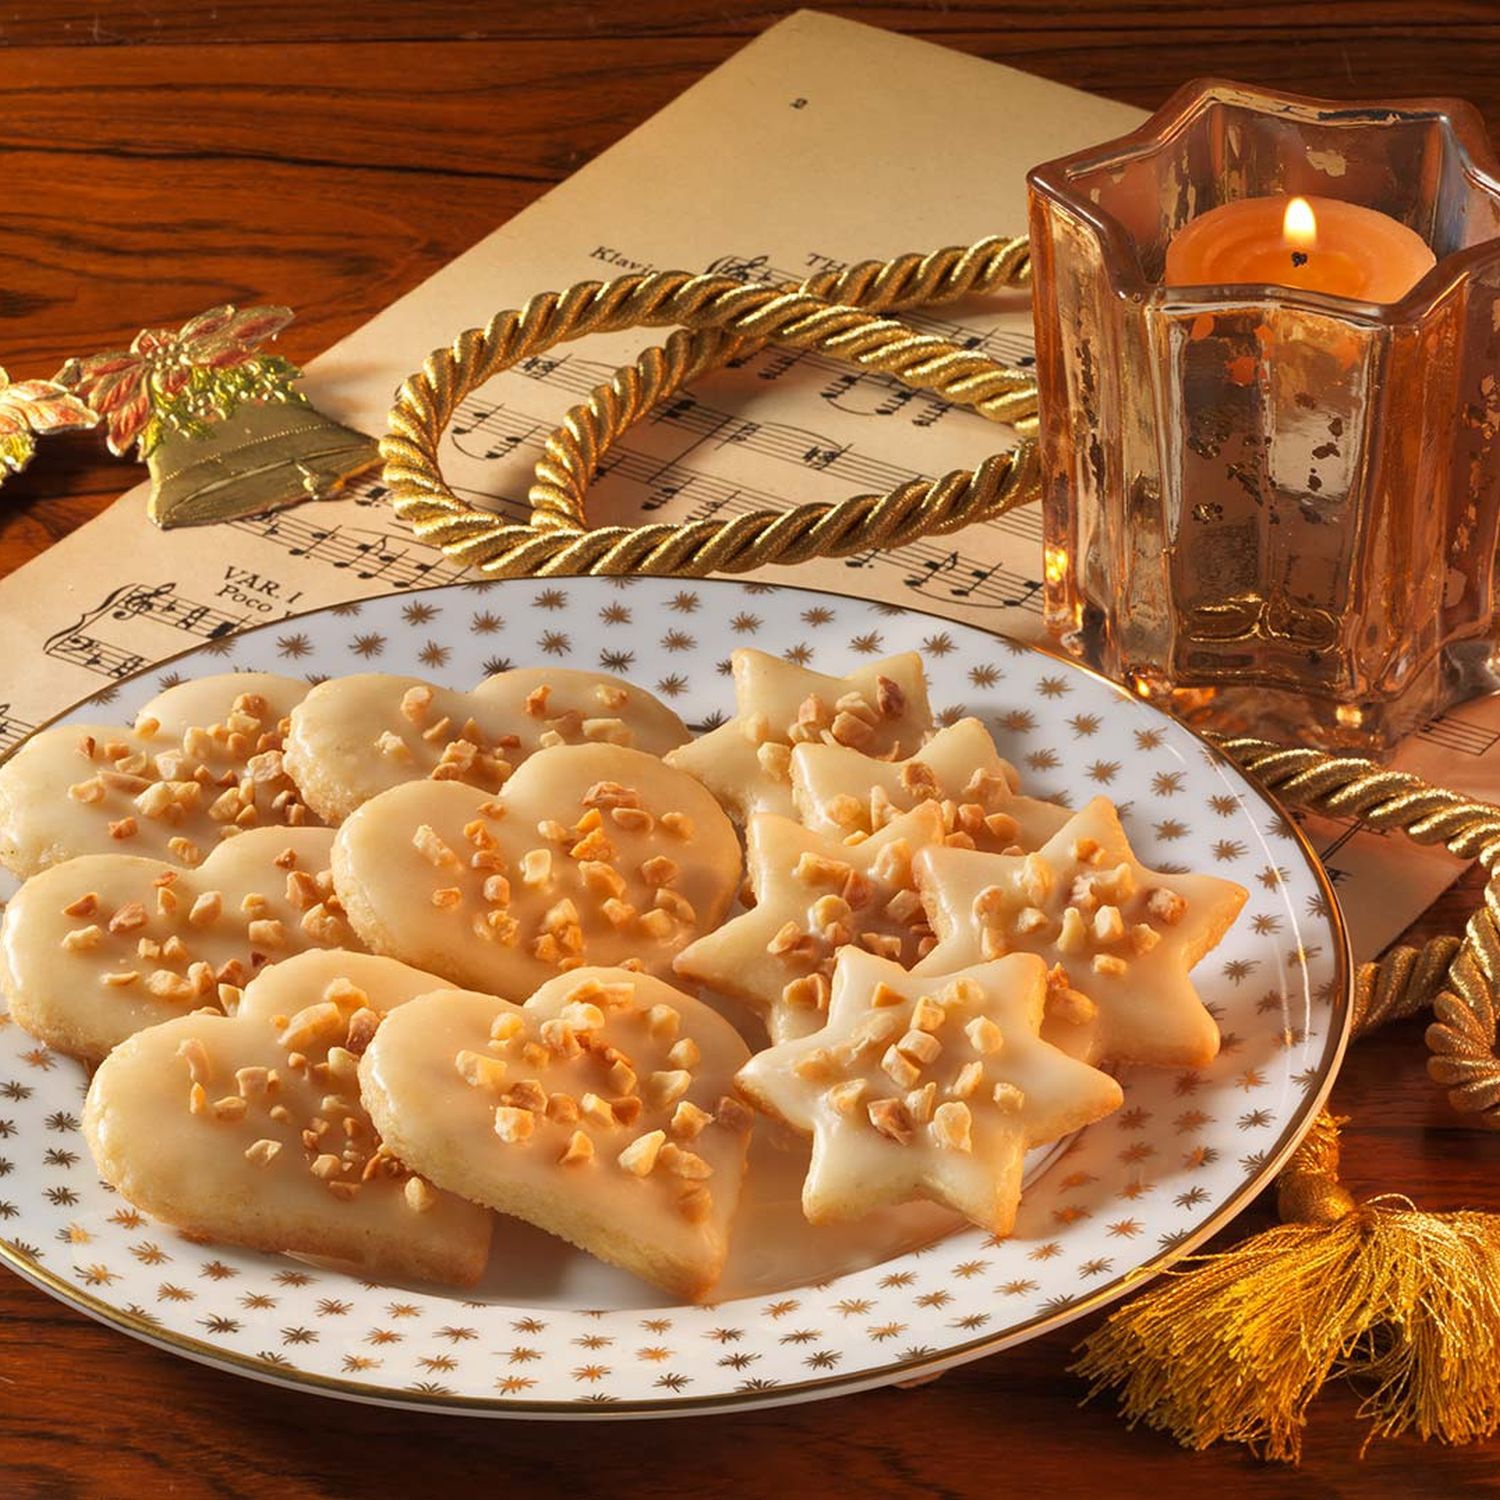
[640, 856, 678, 888]
[951, 1060, 985, 1099]
[1094, 905, 1126, 944]
[580, 1093, 616, 1128]
[781, 972, 831, 1012]
[177, 1037, 214, 1084]
[794, 1048, 836, 1083]
[897, 1029, 942, 1066]
[235, 1066, 270, 1098]
[1146, 887, 1187, 925]
[61, 924, 104, 952]
[1020, 853, 1053, 906]
[494, 1105, 536, 1143]
[717, 1094, 754, 1133]
[279, 1001, 343, 1052]
[102, 970, 140, 988]
[992, 1081, 1026, 1112]
[874, 675, 906, 719]
[965, 1016, 1004, 1054]
[1057, 906, 1088, 955]
[618, 1129, 666, 1176]
[430, 886, 463, 910]
[932, 1100, 973, 1151]
[647, 1069, 692, 1108]
[403, 1175, 437, 1213]
[1093, 953, 1129, 977]
[870, 981, 906, 1009]
[669, 1101, 712, 1140]
[637, 907, 675, 939]
[867, 1096, 914, 1143]
[455, 1048, 510, 1092]
[520, 849, 553, 886]
[108, 901, 148, 934]
[880, 1045, 922, 1090]
[559, 1130, 595, 1166]
[211, 1095, 247, 1121]
[825, 1079, 866, 1116]
[911, 996, 946, 1033]
[659, 811, 693, 840]
[244, 1138, 281, 1168]
[646, 1004, 680, 1040]
[1130, 923, 1162, 955]
[546, 1093, 580, 1124]
[247, 917, 286, 950]
[659, 1142, 712, 1179]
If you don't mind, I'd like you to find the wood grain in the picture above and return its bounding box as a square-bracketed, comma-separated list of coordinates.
[2, 5, 1499, 1495]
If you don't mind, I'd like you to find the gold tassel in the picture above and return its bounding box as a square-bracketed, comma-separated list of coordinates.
[1072, 1113, 1500, 1461]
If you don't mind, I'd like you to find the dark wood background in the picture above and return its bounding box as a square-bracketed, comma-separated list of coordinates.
[3, 4, 1499, 1494]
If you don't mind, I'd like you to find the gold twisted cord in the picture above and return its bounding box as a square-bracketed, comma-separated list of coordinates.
[1217, 735, 1500, 1126]
[381, 237, 1039, 578]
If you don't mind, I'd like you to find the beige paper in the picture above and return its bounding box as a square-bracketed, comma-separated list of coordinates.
[0, 11, 1482, 958]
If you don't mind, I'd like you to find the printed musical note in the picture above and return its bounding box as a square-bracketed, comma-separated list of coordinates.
[0, 704, 37, 757]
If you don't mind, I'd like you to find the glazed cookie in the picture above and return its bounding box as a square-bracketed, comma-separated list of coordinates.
[332, 743, 741, 997]
[284, 667, 691, 823]
[0, 673, 318, 878]
[912, 796, 1248, 1068]
[791, 717, 1072, 853]
[673, 803, 948, 1043]
[360, 967, 753, 1299]
[665, 649, 933, 822]
[735, 948, 1123, 1235]
[0, 827, 359, 1062]
[83, 949, 494, 1288]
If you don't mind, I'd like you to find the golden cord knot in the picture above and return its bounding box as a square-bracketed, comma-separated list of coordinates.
[1275, 1112, 1357, 1225]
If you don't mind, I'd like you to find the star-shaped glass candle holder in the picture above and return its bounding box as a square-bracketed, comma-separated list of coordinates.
[1028, 79, 1500, 752]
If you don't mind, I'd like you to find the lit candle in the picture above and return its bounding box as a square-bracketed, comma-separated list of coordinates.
[1165, 194, 1435, 302]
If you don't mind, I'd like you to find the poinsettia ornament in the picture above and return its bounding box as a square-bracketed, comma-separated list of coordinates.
[58, 303, 379, 528]
[0, 367, 97, 479]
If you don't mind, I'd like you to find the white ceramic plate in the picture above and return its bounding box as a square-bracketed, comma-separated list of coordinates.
[0, 577, 1349, 1417]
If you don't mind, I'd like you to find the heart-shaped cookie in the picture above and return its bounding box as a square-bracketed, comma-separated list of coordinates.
[359, 966, 752, 1298]
[331, 743, 741, 997]
[0, 672, 318, 878]
[791, 717, 1073, 853]
[665, 648, 933, 822]
[1, 827, 360, 1062]
[83, 949, 494, 1288]
[284, 667, 690, 823]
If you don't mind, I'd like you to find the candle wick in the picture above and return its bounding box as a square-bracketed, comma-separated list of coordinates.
[1291, 250, 1309, 268]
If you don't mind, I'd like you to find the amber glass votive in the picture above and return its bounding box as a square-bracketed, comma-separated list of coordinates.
[1027, 79, 1500, 752]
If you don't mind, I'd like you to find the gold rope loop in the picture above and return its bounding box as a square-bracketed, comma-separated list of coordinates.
[1217, 734, 1500, 1127]
[382, 238, 1039, 578]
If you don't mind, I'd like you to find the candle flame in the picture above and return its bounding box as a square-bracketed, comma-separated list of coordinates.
[1283, 196, 1317, 250]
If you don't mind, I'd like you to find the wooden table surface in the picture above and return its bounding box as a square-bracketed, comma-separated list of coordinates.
[3, 3, 1499, 1494]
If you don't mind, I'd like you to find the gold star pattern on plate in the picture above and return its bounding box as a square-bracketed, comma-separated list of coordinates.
[673, 803, 947, 1042]
[734, 948, 1124, 1234]
[790, 717, 1072, 852]
[664, 649, 932, 821]
[911, 796, 1248, 1068]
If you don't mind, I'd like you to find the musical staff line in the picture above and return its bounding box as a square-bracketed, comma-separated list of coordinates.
[229, 511, 473, 590]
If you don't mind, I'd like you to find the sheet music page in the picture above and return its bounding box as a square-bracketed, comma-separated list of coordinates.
[0, 10, 1487, 959]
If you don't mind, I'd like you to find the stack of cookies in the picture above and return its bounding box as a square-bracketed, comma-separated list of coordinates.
[0, 652, 1246, 1301]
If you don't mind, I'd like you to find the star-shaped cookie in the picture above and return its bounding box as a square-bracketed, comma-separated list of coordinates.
[791, 716, 1071, 853]
[911, 796, 1247, 1068]
[734, 948, 1123, 1234]
[664, 648, 933, 821]
[674, 802, 947, 1042]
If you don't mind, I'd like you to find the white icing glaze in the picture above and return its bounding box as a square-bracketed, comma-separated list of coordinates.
[674, 803, 947, 1043]
[331, 743, 740, 997]
[1, 827, 355, 1062]
[83, 949, 494, 1288]
[735, 948, 1123, 1234]
[912, 795, 1248, 1068]
[665, 648, 933, 821]
[0, 672, 316, 877]
[359, 967, 752, 1299]
[791, 717, 1073, 852]
[284, 667, 690, 823]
